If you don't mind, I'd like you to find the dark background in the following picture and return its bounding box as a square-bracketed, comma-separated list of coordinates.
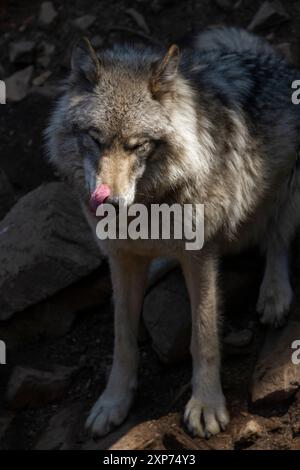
[1, 0, 300, 451]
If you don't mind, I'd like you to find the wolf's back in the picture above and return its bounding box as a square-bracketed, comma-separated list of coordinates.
[194, 27, 273, 55]
[191, 26, 298, 115]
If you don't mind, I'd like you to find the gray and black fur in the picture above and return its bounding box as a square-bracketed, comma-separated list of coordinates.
[46, 27, 300, 438]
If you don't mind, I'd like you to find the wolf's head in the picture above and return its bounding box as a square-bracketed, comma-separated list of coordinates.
[46, 38, 203, 212]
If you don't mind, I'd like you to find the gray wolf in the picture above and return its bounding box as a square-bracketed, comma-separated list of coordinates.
[46, 27, 300, 439]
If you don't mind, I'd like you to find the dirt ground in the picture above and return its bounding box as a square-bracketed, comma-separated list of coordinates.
[1, 0, 300, 451]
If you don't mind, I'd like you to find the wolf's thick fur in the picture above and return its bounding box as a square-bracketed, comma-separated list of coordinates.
[46, 28, 300, 438]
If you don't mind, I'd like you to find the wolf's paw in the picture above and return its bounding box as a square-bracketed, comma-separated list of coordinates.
[257, 280, 292, 328]
[85, 390, 133, 438]
[184, 394, 229, 439]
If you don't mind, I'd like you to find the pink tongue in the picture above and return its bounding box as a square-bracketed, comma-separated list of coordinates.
[90, 184, 110, 213]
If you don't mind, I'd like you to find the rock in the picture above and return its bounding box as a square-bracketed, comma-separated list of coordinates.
[37, 56, 51, 68]
[73, 15, 96, 31]
[290, 438, 300, 450]
[0, 266, 111, 350]
[126, 8, 150, 34]
[143, 268, 191, 364]
[224, 329, 253, 348]
[37, 41, 55, 68]
[248, 1, 289, 32]
[276, 42, 292, 61]
[147, 258, 178, 290]
[0, 170, 15, 221]
[30, 84, 58, 99]
[251, 321, 300, 405]
[266, 32, 275, 42]
[6, 365, 77, 409]
[32, 70, 51, 87]
[109, 419, 163, 451]
[38, 2, 58, 26]
[0, 412, 14, 441]
[215, 0, 237, 10]
[41, 41, 55, 55]
[235, 419, 263, 447]
[0, 182, 103, 320]
[150, 0, 173, 13]
[9, 40, 35, 64]
[35, 405, 81, 449]
[295, 389, 300, 403]
[91, 35, 104, 49]
[82, 417, 141, 450]
[109, 414, 212, 450]
[265, 416, 284, 434]
[292, 418, 300, 438]
[5, 66, 33, 102]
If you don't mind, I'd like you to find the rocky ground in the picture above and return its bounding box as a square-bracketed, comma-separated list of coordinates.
[1, 0, 300, 451]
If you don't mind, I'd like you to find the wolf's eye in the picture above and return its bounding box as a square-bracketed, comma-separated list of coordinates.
[128, 140, 155, 157]
[137, 141, 151, 154]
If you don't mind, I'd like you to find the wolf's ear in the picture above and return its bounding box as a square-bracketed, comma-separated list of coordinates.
[150, 45, 180, 99]
[71, 37, 101, 84]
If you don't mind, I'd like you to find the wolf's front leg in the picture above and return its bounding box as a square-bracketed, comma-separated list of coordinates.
[181, 249, 229, 438]
[86, 252, 150, 437]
